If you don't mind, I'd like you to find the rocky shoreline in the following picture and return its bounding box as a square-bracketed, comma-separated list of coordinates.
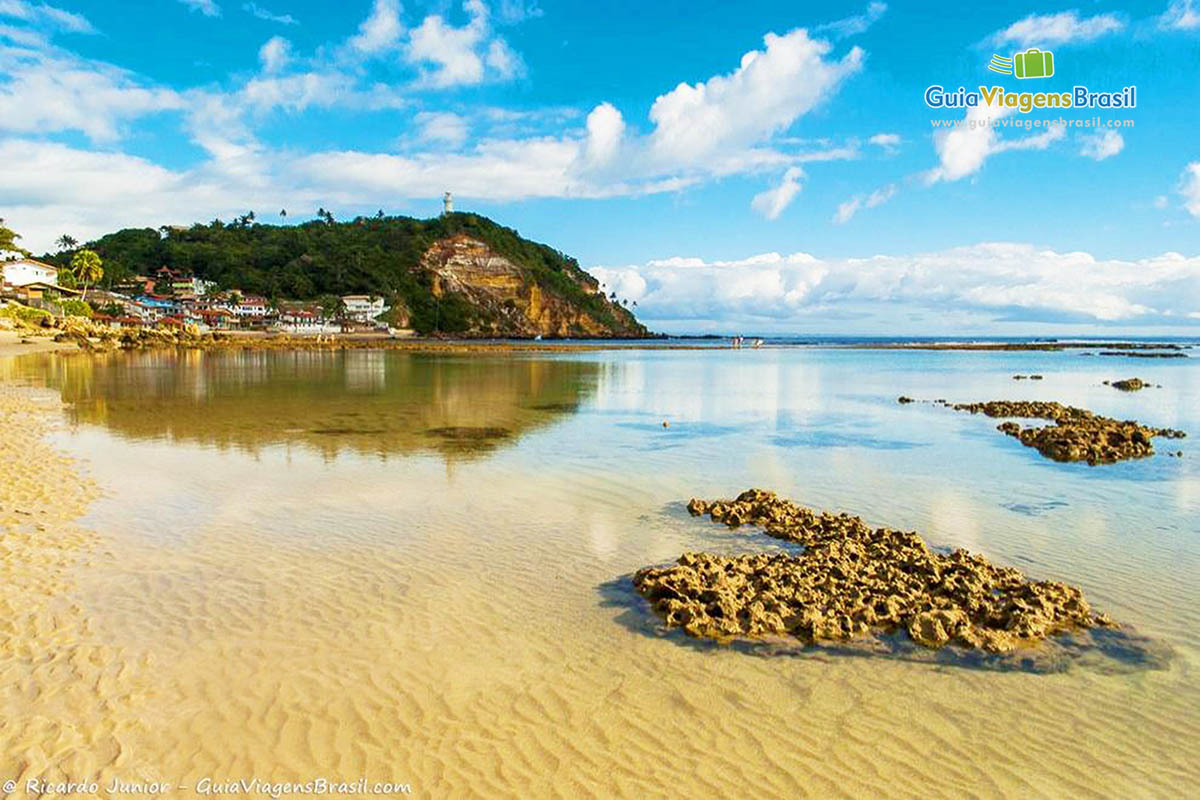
[946, 400, 1186, 464]
[633, 490, 1113, 654]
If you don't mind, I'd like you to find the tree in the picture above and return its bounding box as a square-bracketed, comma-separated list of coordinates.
[70, 249, 104, 296]
[0, 218, 30, 258]
[56, 234, 78, 252]
[280, 209, 287, 219]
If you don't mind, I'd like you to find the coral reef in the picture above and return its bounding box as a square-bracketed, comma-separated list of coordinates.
[634, 490, 1113, 653]
[948, 400, 1185, 465]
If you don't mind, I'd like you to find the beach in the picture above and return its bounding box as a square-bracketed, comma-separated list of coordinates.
[1, 345, 1199, 797]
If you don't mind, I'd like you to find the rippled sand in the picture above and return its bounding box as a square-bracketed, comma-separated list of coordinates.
[2, 350, 1200, 798]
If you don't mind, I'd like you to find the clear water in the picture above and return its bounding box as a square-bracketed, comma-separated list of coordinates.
[6, 346, 1200, 797]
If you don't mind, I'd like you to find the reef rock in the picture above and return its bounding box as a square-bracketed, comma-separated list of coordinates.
[950, 400, 1185, 465]
[633, 490, 1112, 653]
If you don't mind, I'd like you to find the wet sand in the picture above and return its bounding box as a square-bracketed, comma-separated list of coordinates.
[2, 349, 1199, 798]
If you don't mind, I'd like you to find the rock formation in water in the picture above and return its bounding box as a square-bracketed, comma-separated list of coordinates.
[1107, 378, 1148, 391]
[948, 400, 1186, 464]
[632, 489, 1113, 653]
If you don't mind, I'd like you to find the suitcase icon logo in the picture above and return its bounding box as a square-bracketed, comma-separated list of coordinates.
[987, 48, 1055, 79]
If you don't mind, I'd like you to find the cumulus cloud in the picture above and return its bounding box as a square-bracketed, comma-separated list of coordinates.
[1079, 130, 1124, 161]
[590, 244, 1200, 333]
[0, 44, 183, 141]
[0, 14, 864, 248]
[348, 0, 404, 54]
[415, 111, 469, 147]
[648, 28, 863, 167]
[406, 0, 523, 88]
[584, 102, 624, 165]
[926, 105, 1065, 184]
[751, 167, 805, 220]
[179, 0, 221, 17]
[258, 35, 291, 73]
[832, 183, 896, 224]
[243, 3, 297, 25]
[814, 1, 887, 39]
[1159, 0, 1200, 30]
[1180, 162, 1200, 217]
[0, 0, 93, 33]
[988, 11, 1123, 48]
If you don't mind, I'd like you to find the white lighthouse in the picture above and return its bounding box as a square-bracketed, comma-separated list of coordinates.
[443, 191, 453, 215]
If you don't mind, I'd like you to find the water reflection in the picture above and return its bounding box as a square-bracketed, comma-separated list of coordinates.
[10, 350, 599, 461]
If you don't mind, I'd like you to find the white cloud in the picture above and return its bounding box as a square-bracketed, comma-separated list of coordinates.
[243, 3, 297, 25]
[1159, 1, 1200, 30]
[989, 11, 1123, 48]
[179, 0, 221, 17]
[415, 111, 469, 147]
[832, 183, 896, 224]
[1180, 162, 1200, 217]
[258, 35, 291, 73]
[751, 167, 805, 220]
[925, 105, 1065, 184]
[0, 0, 93, 32]
[647, 28, 863, 167]
[584, 102, 624, 165]
[1079, 130, 1124, 161]
[868, 132, 900, 151]
[349, 0, 404, 54]
[590, 243, 1200, 333]
[0, 44, 184, 141]
[407, 1, 523, 88]
[814, 2, 887, 40]
[1154, 194, 1169, 209]
[0, 16, 864, 248]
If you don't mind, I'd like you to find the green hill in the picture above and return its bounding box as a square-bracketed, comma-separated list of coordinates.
[47, 213, 648, 338]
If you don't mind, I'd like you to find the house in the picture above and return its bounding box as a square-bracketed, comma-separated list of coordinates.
[233, 295, 269, 319]
[196, 308, 234, 330]
[155, 266, 215, 298]
[114, 275, 154, 295]
[11, 281, 82, 302]
[133, 296, 178, 321]
[341, 295, 389, 323]
[277, 308, 337, 334]
[2, 258, 58, 287]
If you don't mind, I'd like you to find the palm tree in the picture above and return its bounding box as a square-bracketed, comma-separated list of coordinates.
[56, 234, 78, 252]
[70, 249, 103, 296]
[0, 218, 30, 258]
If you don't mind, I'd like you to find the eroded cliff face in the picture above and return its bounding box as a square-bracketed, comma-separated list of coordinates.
[418, 235, 646, 337]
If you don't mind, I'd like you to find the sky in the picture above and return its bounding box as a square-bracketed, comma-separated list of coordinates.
[1, 0, 1198, 335]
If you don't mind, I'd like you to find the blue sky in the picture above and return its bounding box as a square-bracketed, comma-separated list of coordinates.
[1, 0, 1199, 334]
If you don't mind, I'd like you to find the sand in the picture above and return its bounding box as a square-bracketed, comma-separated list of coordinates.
[2, 351, 1199, 798]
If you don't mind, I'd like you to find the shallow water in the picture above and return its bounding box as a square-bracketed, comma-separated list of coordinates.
[4, 347, 1200, 798]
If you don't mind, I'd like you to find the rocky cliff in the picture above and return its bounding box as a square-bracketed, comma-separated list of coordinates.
[411, 235, 643, 338]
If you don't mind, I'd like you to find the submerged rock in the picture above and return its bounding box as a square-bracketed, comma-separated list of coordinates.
[1110, 378, 1148, 391]
[633, 490, 1113, 653]
[950, 400, 1185, 465]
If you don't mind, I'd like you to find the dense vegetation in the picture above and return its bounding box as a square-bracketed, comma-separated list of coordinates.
[39, 213, 644, 336]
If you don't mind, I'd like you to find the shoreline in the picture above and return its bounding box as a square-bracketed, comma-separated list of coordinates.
[4, 327, 1195, 357]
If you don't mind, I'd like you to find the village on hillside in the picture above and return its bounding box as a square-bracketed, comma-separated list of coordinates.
[0, 258, 393, 335]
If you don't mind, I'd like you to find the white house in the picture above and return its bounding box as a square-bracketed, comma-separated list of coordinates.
[233, 295, 269, 318]
[341, 295, 388, 323]
[277, 309, 338, 334]
[1, 259, 58, 287]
